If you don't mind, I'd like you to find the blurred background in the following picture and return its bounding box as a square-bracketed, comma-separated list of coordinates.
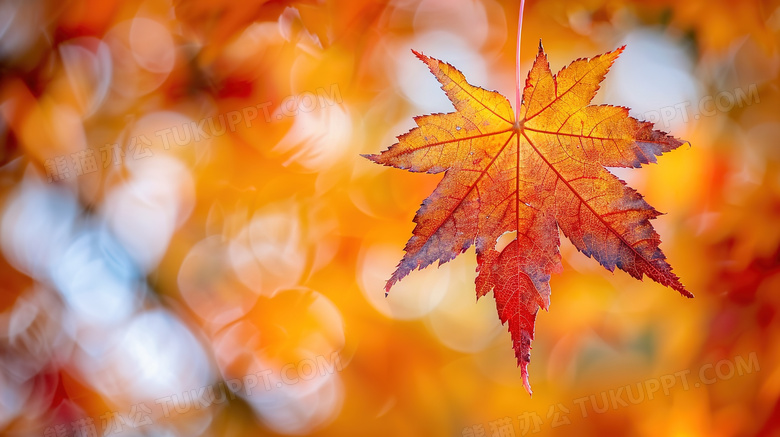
[0, 0, 778, 436]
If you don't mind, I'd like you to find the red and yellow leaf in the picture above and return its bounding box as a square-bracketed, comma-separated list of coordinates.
[364, 42, 692, 395]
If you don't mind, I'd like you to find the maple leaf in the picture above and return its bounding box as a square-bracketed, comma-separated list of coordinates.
[363, 42, 692, 395]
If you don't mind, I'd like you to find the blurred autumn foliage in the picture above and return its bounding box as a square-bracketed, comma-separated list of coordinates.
[0, 0, 779, 436]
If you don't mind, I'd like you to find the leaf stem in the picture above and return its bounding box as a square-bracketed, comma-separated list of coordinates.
[515, 0, 525, 122]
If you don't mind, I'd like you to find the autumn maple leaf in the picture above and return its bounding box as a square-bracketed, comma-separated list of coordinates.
[363, 42, 692, 395]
